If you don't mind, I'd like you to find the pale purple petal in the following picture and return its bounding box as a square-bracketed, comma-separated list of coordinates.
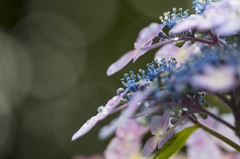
[151, 116, 162, 135]
[190, 65, 237, 93]
[122, 92, 147, 118]
[158, 131, 173, 149]
[104, 137, 141, 159]
[73, 91, 127, 141]
[133, 23, 164, 62]
[72, 115, 99, 141]
[98, 117, 120, 140]
[107, 50, 135, 76]
[141, 136, 158, 157]
[155, 42, 200, 67]
[134, 23, 164, 49]
[171, 15, 204, 34]
[107, 23, 164, 76]
[187, 135, 222, 159]
[214, 113, 240, 151]
[104, 89, 128, 113]
[116, 118, 149, 140]
[222, 152, 240, 159]
[160, 110, 171, 134]
[214, 19, 240, 36]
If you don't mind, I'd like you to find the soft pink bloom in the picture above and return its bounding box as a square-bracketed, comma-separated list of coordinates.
[107, 23, 164, 76]
[104, 137, 141, 159]
[104, 119, 149, 159]
[116, 118, 149, 141]
[176, 108, 240, 159]
[171, 0, 240, 36]
[141, 110, 173, 157]
[221, 152, 240, 159]
[190, 65, 237, 93]
[72, 90, 127, 141]
[155, 41, 200, 67]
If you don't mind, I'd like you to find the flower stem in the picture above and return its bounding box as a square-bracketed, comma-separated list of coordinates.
[189, 116, 240, 152]
[142, 37, 214, 50]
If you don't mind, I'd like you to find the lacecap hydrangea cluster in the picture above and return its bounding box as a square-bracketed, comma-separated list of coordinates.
[72, 0, 240, 158]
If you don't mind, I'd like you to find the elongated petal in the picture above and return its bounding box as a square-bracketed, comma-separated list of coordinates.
[141, 136, 158, 157]
[107, 50, 135, 76]
[72, 115, 99, 141]
[98, 117, 120, 140]
[160, 110, 171, 133]
[122, 92, 147, 118]
[135, 23, 164, 49]
[158, 131, 173, 149]
[72, 91, 127, 141]
[151, 116, 162, 135]
[171, 15, 203, 34]
[190, 65, 237, 93]
[155, 42, 200, 67]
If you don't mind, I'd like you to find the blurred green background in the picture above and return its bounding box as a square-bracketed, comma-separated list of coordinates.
[0, 0, 193, 158]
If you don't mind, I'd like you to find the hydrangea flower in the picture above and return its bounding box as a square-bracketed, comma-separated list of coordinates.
[155, 41, 200, 67]
[190, 65, 237, 93]
[171, 0, 240, 36]
[107, 23, 164, 76]
[104, 119, 149, 159]
[176, 108, 240, 159]
[141, 110, 173, 157]
[71, 90, 127, 141]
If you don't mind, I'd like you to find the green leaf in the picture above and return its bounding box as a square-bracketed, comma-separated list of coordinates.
[153, 125, 199, 159]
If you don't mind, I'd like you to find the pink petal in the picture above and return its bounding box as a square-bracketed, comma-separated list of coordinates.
[116, 118, 149, 140]
[158, 131, 173, 149]
[171, 15, 203, 34]
[141, 136, 158, 157]
[106, 50, 135, 76]
[214, 113, 240, 151]
[104, 89, 128, 113]
[104, 137, 141, 159]
[98, 117, 120, 140]
[72, 115, 99, 141]
[187, 136, 222, 159]
[151, 116, 162, 135]
[190, 65, 237, 93]
[72, 91, 127, 141]
[135, 23, 164, 49]
[122, 92, 147, 118]
[107, 23, 164, 76]
[160, 110, 171, 133]
[155, 41, 200, 67]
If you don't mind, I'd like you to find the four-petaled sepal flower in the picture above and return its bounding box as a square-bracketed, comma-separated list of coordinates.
[141, 110, 173, 157]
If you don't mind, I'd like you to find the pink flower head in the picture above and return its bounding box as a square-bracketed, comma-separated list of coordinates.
[190, 65, 237, 93]
[176, 108, 240, 159]
[107, 23, 165, 76]
[104, 137, 141, 159]
[141, 110, 173, 157]
[71, 90, 127, 141]
[155, 41, 200, 67]
[171, 0, 240, 36]
[116, 118, 149, 141]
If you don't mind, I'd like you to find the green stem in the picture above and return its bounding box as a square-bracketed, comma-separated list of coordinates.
[189, 116, 240, 152]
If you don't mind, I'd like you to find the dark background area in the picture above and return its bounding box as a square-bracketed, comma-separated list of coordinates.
[0, 0, 192, 158]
